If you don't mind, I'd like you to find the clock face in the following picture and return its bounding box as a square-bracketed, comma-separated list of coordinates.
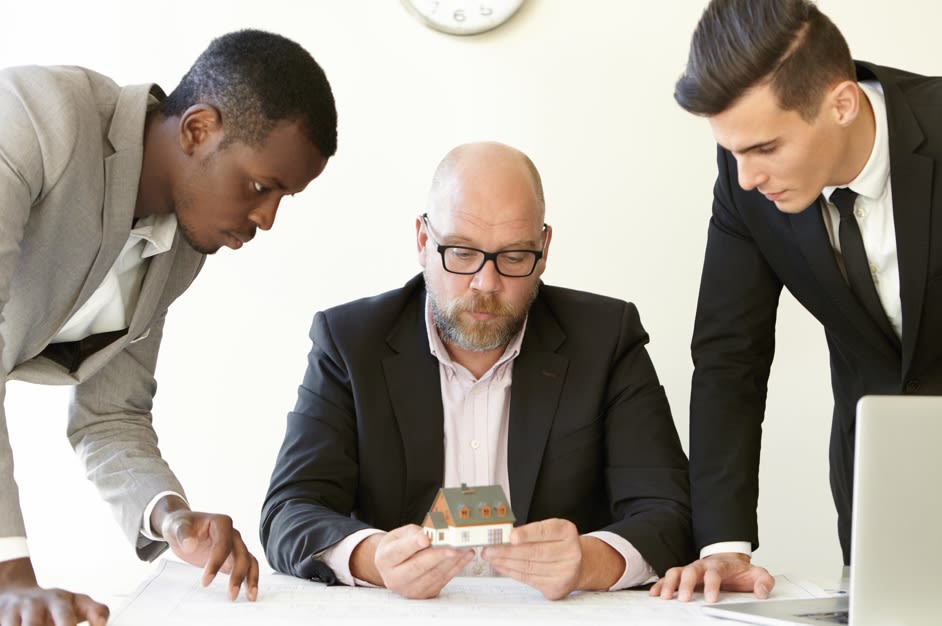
[402, 0, 525, 36]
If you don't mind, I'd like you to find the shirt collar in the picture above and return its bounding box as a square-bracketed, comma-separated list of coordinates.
[823, 80, 889, 202]
[131, 213, 178, 258]
[424, 294, 527, 381]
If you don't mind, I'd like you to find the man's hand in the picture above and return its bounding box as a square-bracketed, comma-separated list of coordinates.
[152, 495, 259, 601]
[481, 518, 623, 600]
[650, 552, 774, 602]
[352, 525, 473, 599]
[0, 557, 109, 626]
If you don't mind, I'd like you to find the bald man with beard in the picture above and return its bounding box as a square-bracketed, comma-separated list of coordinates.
[261, 142, 693, 600]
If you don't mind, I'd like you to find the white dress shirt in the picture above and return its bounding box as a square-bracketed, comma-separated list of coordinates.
[0, 213, 182, 563]
[701, 80, 901, 560]
[322, 296, 656, 589]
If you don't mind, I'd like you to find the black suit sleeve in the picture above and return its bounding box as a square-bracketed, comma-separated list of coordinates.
[596, 301, 695, 574]
[688, 147, 783, 552]
[260, 311, 371, 582]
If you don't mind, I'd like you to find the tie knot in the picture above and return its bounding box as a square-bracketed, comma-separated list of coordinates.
[830, 187, 858, 218]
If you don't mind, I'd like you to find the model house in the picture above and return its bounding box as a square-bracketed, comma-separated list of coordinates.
[422, 484, 515, 547]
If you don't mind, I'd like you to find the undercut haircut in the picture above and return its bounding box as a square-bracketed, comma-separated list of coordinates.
[161, 29, 337, 157]
[675, 0, 855, 121]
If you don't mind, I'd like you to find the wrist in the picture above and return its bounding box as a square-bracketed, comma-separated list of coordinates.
[0, 557, 38, 589]
[576, 536, 624, 591]
[149, 494, 190, 540]
[350, 534, 384, 587]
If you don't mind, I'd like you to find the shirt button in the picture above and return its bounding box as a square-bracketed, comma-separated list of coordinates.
[473, 564, 484, 576]
[869, 263, 878, 275]
[470, 439, 480, 450]
[855, 207, 865, 218]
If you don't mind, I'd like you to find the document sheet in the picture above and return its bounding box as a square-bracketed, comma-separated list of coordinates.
[110, 560, 828, 626]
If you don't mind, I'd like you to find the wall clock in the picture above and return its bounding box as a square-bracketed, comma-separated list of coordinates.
[402, 0, 526, 36]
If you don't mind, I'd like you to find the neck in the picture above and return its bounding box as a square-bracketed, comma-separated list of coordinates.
[444, 341, 506, 380]
[135, 111, 178, 218]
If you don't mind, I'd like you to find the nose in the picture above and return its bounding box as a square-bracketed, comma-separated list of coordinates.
[736, 155, 767, 192]
[248, 198, 280, 231]
[469, 257, 502, 293]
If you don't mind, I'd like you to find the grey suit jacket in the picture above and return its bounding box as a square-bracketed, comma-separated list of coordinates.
[0, 65, 205, 559]
[261, 274, 693, 582]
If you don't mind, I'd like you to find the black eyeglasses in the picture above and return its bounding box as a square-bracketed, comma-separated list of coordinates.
[421, 214, 547, 278]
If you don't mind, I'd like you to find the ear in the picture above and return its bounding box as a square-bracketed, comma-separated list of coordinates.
[178, 104, 223, 156]
[828, 80, 861, 128]
[416, 215, 429, 267]
[535, 224, 552, 276]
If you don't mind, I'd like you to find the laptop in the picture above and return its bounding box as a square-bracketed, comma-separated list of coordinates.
[701, 395, 942, 626]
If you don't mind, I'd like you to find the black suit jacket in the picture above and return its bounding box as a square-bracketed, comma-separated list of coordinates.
[690, 62, 942, 562]
[261, 275, 693, 582]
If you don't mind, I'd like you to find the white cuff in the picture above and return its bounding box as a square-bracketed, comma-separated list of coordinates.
[319, 528, 385, 587]
[700, 541, 752, 559]
[141, 491, 188, 541]
[585, 531, 656, 590]
[0, 537, 30, 562]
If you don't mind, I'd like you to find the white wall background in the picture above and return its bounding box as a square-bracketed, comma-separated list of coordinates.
[1, 0, 938, 601]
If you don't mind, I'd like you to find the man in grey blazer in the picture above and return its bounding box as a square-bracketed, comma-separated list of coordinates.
[261, 142, 693, 600]
[653, 0, 942, 603]
[0, 30, 337, 624]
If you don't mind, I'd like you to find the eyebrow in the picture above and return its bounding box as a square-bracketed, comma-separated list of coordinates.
[443, 235, 542, 250]
[731, 139, 778, 156]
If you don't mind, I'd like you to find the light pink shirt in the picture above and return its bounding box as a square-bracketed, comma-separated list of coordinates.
[321, 297, 655, 589]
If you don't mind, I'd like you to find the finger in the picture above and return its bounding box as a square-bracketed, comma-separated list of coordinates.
[649, 577, 663, 597]
[656, 567, 682, 599]
[73, 593, 110, 626]
[409, 550, 473, 598]
[202, 517, 235, 587]
[47, 594, 78, 626]
[224, 532, 252, 601]
[677, 564, 704, 602]
[510, 519, 571, 545]
[246, 554, 260, 602]
[702, 567, 724, 603]
[376, 526, 430, 569]
[754, 568, 775, 599]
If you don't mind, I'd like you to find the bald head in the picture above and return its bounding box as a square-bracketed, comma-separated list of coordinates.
[426, 141, 545, 227]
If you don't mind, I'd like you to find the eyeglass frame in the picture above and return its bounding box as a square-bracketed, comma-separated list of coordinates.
[420, 213, 549, 278]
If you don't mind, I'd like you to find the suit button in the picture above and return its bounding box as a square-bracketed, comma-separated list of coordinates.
[905, 379, 921, 393]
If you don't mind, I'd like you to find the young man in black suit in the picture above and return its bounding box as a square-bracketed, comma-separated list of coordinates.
[262, 141, 693, 600]
[652, 0, 942, 602]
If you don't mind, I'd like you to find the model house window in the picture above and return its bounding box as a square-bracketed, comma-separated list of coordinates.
[487, 528, 503, 544]
[438, 531, 445, 541]
[461, 530, 471, 544]
[479, 504, 492, 518]
[458, 505, 470, 519]
[496, 503, 507, 517]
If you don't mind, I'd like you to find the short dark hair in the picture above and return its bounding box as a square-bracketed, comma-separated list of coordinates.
[675, 0, 855, 121]
[161, 29, 337, 157]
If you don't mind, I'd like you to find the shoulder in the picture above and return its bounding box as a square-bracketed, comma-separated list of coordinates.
[0, 65, 118, 118]
[0, 66, 122, 180]
[318, 274, 424, 336]
[535, 284, 643, 336]
[857, 61, 942, 104]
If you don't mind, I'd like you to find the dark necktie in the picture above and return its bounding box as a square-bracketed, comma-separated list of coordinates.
[830, 187, 896, 342]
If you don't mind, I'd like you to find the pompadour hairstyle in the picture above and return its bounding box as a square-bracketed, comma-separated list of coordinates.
[675, 0, 855, 121]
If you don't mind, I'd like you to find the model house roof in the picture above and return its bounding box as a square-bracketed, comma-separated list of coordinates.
[434, 484, 515, 527]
